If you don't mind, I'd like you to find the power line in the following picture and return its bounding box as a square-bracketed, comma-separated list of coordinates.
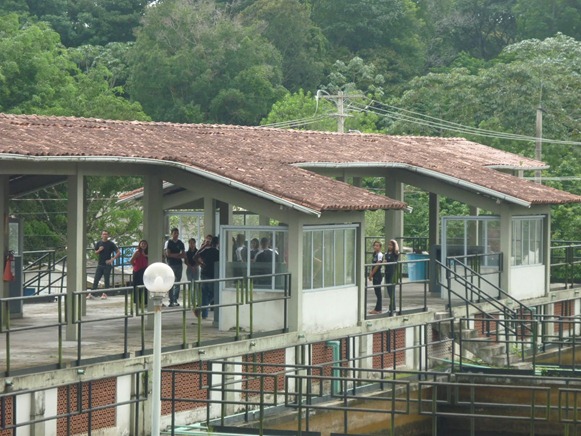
[349, 98, 581, 147]
[257, 95, 581, 147]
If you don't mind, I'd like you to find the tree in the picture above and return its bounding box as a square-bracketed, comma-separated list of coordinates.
[310, 0, 426, 83]
[0, 14, 77, 114]
[389, 34, 581, 241]
[128, 0, 286, 124]
[443, 0, 518, 60]
[239, 0, 327, 92]
[514, 0, 581, 42]
[261, 89, 337, 130]
[0, 14, 149, 119]
[14, 177, 145, 253]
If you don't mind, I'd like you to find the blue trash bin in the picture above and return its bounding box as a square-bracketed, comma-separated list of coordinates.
[407, 253, 429, 282]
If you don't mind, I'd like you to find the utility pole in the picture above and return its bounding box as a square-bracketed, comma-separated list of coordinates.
[318, 90, 363, 133]
[535, 106, 543, 183]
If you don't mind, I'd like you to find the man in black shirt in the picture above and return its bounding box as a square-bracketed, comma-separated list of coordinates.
[89, 230, 120, 299]
[196, 236, 219, 320]
[164, 228, 185, 307]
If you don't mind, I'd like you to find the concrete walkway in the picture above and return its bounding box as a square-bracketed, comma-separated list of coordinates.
[0, 281, 448, 375]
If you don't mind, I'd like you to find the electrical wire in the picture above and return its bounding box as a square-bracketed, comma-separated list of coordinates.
[259, 114, 331, 129]
[347, 97, 581, 146]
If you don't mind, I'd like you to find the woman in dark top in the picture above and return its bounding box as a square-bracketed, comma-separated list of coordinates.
[130, 240, 149, 310]
[384, 239, 400, 314]
[368, 241, 384, 314]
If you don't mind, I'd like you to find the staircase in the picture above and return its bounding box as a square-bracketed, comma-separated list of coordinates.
[435, 256, 537, 368]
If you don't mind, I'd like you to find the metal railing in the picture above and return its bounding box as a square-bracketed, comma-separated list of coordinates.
[364, 256, 430, 318]
[550, 242, 581, 289]
[0, 273, 291, 376]
[20, 245, 138, 296]
[0, 370, 147, 435]
[4, 317, 581, 435]
[159, 322, 581, 436]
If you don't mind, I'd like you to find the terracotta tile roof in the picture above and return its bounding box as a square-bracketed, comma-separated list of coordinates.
[1, 114, 579, 213]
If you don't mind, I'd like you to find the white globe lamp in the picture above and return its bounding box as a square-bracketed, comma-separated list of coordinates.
[144, 262, 175, 436]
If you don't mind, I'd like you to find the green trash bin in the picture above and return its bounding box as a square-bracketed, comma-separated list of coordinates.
[407, 253, 429, 282]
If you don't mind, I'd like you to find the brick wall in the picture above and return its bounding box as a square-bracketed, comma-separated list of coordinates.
[242, 349, 286, 400]
[57, 378, 116, 436]
[162, 361, 208, 415]
[372, 329, 405, 369]
[0, 395, 13, 436]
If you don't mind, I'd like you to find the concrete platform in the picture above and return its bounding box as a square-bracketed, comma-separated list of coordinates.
[0, 282, 448, 375]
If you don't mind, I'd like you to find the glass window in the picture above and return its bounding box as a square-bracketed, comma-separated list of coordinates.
[303, 225, 357, 290]
[221, 226, 287, 290]
[334, 229, 345, 287]
[303, 232, 313, 289]
[312, 231, 323, 289]
[512, 217, 543, 266]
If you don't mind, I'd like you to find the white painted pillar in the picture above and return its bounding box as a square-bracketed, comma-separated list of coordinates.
[66, 175, 86, 340]
[30, 391, 46, 436]
[116, 375, 133, 435]
[543, 211, 551, 296]
[287, 216, 303, 332]
[143, 175, 164, 264]
[0, 175, 8, 300]
[385, 176, 404, 240]
[143, 175, 164, 331]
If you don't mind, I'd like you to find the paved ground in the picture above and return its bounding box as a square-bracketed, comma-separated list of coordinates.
[0, 282, 448, 375]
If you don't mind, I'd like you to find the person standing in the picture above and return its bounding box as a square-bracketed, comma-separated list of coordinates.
[185, 238, 199, 283]
[89, 230, 120, 299]
[384, 239, 400, 315]
[368, 240, 384, 315]
[164, 228, 185, 307]
[130, 240, 149, 311]
[195, 236, 219, 320]
[186, 238, 199, 308]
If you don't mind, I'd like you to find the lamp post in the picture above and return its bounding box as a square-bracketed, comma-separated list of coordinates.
[143, 262, 175, 436]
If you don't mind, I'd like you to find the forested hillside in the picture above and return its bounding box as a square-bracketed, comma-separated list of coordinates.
[1, 0, 579, 247]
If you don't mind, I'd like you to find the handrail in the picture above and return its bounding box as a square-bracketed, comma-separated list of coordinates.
[436, 259, 535, 365]
[446, 254, 535, 319]
[550, 242, 581, 290]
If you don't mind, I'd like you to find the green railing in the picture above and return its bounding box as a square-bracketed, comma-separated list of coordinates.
[550, 242, 581, 289]
[0, 273, 291, 376]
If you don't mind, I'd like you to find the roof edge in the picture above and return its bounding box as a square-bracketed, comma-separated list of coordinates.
[1, 154, 324, 217]
[294, 162, 532, 208]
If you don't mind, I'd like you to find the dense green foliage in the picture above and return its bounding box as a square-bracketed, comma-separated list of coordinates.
[1, 0, 580, 246]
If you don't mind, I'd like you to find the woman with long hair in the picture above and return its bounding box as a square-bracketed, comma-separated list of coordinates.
[130, 240, 149, 311]
[384, 239, 400, 314]
[368, 240, 384, 315]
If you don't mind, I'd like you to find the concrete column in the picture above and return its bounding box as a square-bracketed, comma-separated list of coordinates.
[543, 212, 551, 296]
[143, 175, 164, 329]
[221, 357, 241, 415]
[116, 374, 132, 435]
[143, 175, 164, 264]
[385, 176, 404, 241]
[352, 177, 362, 188]
[358, 214, 366, 325]
[499, 206, 513, 294]
[0, 175, 8, 299]
[30, 391, 46, 436]
[66, 175, 87, 340]
[203, 197, 216, 237]
[287, 216, 303, 332]
[217, 201, 232, 226]
[428, 193, 440, 249]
